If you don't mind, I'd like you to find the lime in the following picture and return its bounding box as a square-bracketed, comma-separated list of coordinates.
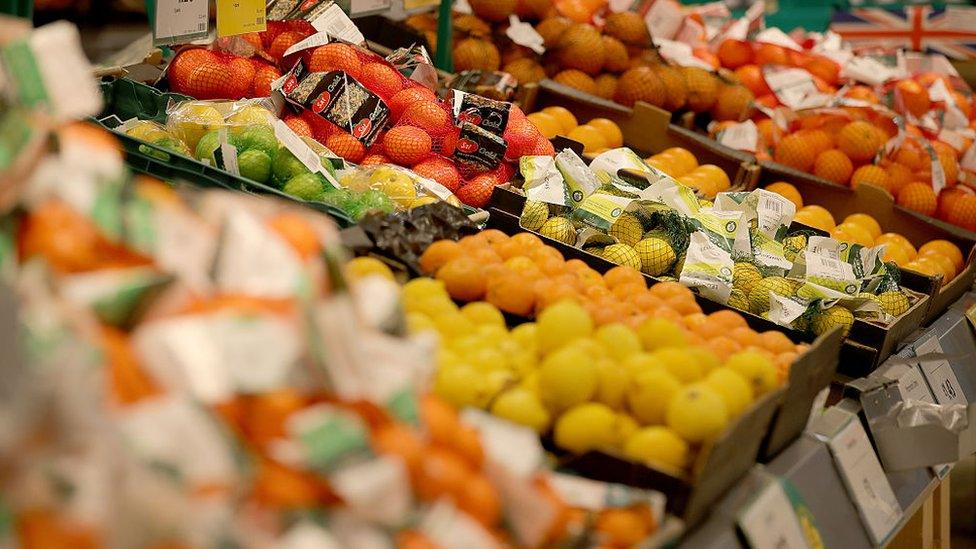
[282, 173, 326, 201]
[238, 149, 272, 183]
[226, 105, 274, 126]
[232, 125, 278, 159]
[194, 130, 221, 163]
[273, 147, 311, 183]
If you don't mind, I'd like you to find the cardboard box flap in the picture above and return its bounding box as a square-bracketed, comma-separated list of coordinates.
[762, 326, 844, 459]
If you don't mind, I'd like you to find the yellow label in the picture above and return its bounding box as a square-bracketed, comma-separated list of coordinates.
[403, 0, 440, 9]
[217, 0, 267, 37]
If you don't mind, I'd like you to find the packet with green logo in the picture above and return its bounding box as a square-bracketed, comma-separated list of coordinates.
[554, 149, 600, 209]
[793, 249, 860, 301]
[678, 231, 734, 303]
[768, 293, 810, 327]
[571, 191, 636, 232]
[520, 155, 566, 206]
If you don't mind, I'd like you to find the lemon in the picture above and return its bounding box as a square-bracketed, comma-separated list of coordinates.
[434, 364, 488, 409]
[686, 347, 721, 374]
[169, 104, 224, 149]
[636, 318, 687, 351]
[623, 426, 690, 471]
[615, 413, 640, 447]
[407, 196, 439, 209]
[703, 368, 754, 417]
[877, 291, 910, 316]
[726, 351, 779, 395]
[748, 276, 794, 314]
[601, 243, 642, 269]
[510, 322, 538, 349]
[520, 200, 550, 231]
[666, 384, 730, 444]
[126, 120, 171, 142]
[537, 300, 593, 354]
[227, 105, 274, 126]
[374, 172, 417, 204]
[594, 323, 642, 361]
[491, 387, 551, 432]
[627, 368, 682, 425]
[595, 357, 629, 410]
[539, 216, 577, 245]
[402, 277, 448, 301]
[539, 346, 598, 412]
[634, 237, 676, 276]
[621, 352, 666, 378]
[609, 212, 643, 246]
[732, 262, 762, 295]
[652, 347, 705, 383]
[461, 302, 506, 328]
[554, 402, 618, 453]
[811, 306, 854, 336]
[727, 288, 750, 311]
[345, 256, 394, 281]
[405, 312, 435, 334]
[433, 312, 476, 340]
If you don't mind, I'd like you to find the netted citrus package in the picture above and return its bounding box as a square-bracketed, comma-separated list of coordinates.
[164, 97, 278, 152]
[167, 47, 284, 100]
[336, 164, 461, 213]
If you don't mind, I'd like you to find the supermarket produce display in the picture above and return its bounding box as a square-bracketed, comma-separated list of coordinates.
[1, 1, 975, 547]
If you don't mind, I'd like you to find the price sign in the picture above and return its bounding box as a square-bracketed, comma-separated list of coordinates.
[216, 0, 267, 38]
[154, 0, 208, 45]
[737, 478, 810, 549]
[826, 418, 902, 545]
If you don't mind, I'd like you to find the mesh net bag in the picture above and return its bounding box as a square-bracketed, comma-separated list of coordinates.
[168, 48, 282, 100]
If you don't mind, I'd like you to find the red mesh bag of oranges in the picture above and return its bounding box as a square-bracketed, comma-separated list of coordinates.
[168, 47, 284, 100]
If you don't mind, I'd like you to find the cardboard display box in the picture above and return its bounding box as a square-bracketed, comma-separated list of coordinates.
[486, 206, 844, 463]
[756, 162, 976, 325]
[520, 82, 759, 191]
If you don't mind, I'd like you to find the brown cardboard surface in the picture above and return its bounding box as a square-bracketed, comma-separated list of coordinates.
[756, 162, 976, 325]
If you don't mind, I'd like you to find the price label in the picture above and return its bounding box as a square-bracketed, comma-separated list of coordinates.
[216, 0, 267, 38]
[737, 479, 810, 549]
[915, 336, 967, 406]
[154, 0, 209, 45]
[826, 417, 902, 545]
[311, 4, 365, 45]
[349, 0, 392, 16]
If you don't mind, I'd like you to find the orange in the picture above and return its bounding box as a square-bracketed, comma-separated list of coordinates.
[881, 243, 912, 266]
[587, 118, 624, 148]
[844, 213, 883, 240]
[413, 447, 473, 501]
[905, 257, 944, 280]
[567, 125, 608, 153]
[419, 240, 464, 273]
[729, 326, 762, 348]
[373, 423, 425, 471]
[603, 265, 645, 289]
[436, 257, 487, 301]
[897, 182, 937, 216]
[754, 43, 790, 66]
[486, 274, 537, 315]
[918, 250, 957, 280]
[765, 181, 804, 209]
[947, 194, 976, 231]
[894, 145, 924, 170]
[542, 106, 578, 133]
[837, 121, 883, 164]
[831, 222, 874, 246]
[708, 309, 748, 331]
[803, 56, 840, 86]
[875, 233, 917, 259]
[885, 163, 914, 195]
[850, 165, 891, 192]
[660, 147, 699, 174]
[267, 212, 321, 261]
[756, 118, 782, 147]
[717, 39, 754, 69]
[774, 133, 816, 171]
[918, 240, 965, 271]
[734, 64, 771, 96]
[813, 149, 854, 185]
[708, 336, 743, 360]
[937, 187, 970, 221]
[799, 204, 836, 229]
[895, 80, 931, 118]
[595, 508, 651, 547]
[694, 164, 732, 192]
[527, 112, 564, 139]
[936, 147, 960, 187]
[845, 85, 879, 104]
[761, 330, 796, 354]
[457, 474, 501, 527]
[799, 129, 834, 155]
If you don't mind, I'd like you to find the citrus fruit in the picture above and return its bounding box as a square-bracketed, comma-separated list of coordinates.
[837, 121, 883, 163]
[623, 426, 689, 470]
[526, 112, 563, 138]
[813, 149, 854, 185]
[843, 213, 882, 240]
[541, 106, 578, 133]
[725, 350, 779, 395]
[636, 318, 687, 351]
[554, 402, 618, 453]
[634, 237, 676, 276]
[608, 212, 643, 246]
[774, 133, 816, 171]
[748, 276, 794, 314]
[587, 118, 624, 148]
[850, 165, 891, 192]
[539, 217, 577, 245]
[703, 367, 754, 417]
[897, 182, 937, 216]
[537, 299, 594, 353]
[877, 291, 910, 316]
[627, 368, 682, 425]
[491, 387, 551, 432]
[520, 200, 550, 231]
[918, 240, 964, 271]
[765, 182, 804, 209]
[811, 306, 854, 336]
[567, 125, 608, 153]
[345, 256, 394, 281]
[666, 384, 730, 443]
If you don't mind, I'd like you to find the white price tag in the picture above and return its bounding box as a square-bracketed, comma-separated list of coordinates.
[154, 0, 209, 45]
[827, 418, 902, 545]
[349, 0, 392, 16]
[915, 336, 967, 406]
[644, 0, 685, 40]
[756, 27, 803, 51]
[460, 409, 543, 478]
[506, 15, 546, 55]
[653, 38, 714, 70]
[311, 4, 366, 45]
[284, 32, 330, 58]
[273, 119, 325, 175]
[717, 120, 758, 152]
[763, 67, 819, 110]
[737, 479, 810, 549]
[219, 142, 240, 176]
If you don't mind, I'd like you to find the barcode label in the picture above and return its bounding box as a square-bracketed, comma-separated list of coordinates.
[197, 23, 206, 31]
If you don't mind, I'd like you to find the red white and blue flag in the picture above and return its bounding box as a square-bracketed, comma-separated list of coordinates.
[830, 6, 976, 59]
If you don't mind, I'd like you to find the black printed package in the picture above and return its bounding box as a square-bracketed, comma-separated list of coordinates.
[385, 45, 438, 91]
[452, 122, 507, 175]
[447, 71, 518, 102]
[450, 90, 511, 137]
[281, 60, 390, 147]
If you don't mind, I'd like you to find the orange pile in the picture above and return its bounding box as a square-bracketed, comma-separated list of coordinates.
[766, 182, 967, 285]
[418, 230, 807, 372]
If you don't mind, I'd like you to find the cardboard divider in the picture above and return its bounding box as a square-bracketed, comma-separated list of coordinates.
[521, 81, 759, 192]
[757, 161, 976, 325]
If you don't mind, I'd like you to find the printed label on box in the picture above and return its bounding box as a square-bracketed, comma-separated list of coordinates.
[738, 479, 810, 549]
[826, 418, 902, 545]
[216, 0, 267, 38]
[915, 336, 967, 406]
[154, 0, 209, 45]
